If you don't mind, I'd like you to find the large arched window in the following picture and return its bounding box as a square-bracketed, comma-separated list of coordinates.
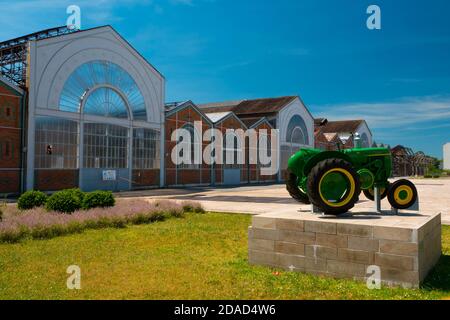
[83, 87, 129, 118]
[59, 60, 146, 120]
[286, 115, 309, 145]
[361, 133, 369, 148]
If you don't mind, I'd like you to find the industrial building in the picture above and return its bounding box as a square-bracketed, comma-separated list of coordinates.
[444, 143, 450, 170]
[314, 118, 373, 150]
[0, 26, 164, 193]
[1, 25, 376, 195]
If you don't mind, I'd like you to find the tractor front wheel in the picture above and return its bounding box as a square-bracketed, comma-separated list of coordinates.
[363, 184, 389, 201]
[387, 179, 418, 209]
[286, 172, 311, 204]
[307, 158, 361, 215]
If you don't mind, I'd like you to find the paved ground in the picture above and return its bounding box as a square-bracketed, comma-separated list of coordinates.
[119, 178, 450, 225]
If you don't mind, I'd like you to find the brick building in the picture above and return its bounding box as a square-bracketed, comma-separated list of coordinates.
[314, 118, 373, 151]
[0, 78, 24, 195]
[164, 97, 305, 187]
[164, 101, 213, 187]
[0, 25, 331, 194]
[198, 96, 314, 181]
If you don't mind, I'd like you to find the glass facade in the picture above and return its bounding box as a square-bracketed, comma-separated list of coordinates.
[83, 87, 129, 118]
[83, 123, 129, 169]
[361, 133, 370, 148]
[133, 128, 161, 169]
[281, 115, 311, 173]
[286, 115, 309, 145]
[33, 60, 161, 190]
[35, 117, 79, 169]
[59, 60, 147, 120]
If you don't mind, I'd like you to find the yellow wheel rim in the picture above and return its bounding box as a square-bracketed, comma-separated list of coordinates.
[318, 168, 356, 207]
[368, 187, 385, 196]
[394, 185, 414, 205]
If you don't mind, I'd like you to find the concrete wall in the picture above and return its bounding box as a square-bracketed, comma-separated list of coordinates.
[444, 143, 450, 170]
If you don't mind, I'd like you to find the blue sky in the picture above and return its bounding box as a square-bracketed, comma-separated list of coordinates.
[1, 0, 449, 157]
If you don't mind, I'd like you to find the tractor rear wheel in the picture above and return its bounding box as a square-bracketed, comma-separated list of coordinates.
[307, 158, 361, 215]
[286, 172, 311, 204]
[387, 179, 418, 209]
[363, 185, 389, 201]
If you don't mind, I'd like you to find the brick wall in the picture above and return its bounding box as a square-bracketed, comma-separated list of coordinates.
[0, 82, 23, 194]
[164, 107, 281, 187]
[34, 170, 79, 191]
[0, 170, 20, 193]
[215, 115, 248, 185]
[165, 105, 213, 186]
[132, 169, 160, 189]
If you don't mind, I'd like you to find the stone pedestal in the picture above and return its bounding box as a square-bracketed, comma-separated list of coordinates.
[248, 210, 442, 288]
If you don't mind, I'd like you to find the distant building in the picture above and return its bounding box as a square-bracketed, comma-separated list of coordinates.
[198, 96, 315, 181]
[314, 118, 373, 150]
[391, 145, 435, 177]
[444, 143, 450, 170]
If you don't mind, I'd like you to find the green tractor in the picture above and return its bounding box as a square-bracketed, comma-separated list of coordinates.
[286, 147, 418, 215]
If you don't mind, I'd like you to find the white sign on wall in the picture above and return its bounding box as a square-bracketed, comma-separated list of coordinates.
[102, 170, 117, 181]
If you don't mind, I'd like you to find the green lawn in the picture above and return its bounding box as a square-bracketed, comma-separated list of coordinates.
[0, 212, 449, 300]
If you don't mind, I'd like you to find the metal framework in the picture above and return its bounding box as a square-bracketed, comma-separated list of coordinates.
[391, 145, 434, 177]
[0, 26, 78, 87]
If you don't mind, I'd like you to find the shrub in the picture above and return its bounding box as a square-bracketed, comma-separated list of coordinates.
[0, 202, 5, 221]
[181, 201, 205, 214]
[17, 190, 47, 210]
[45, 189, 82, 213]
[81, 191, 115, 210]
[0, 199, 189, 243]
[65, 188, 85, 202]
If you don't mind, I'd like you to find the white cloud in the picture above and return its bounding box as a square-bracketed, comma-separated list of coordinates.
[313, 95, 450, 130]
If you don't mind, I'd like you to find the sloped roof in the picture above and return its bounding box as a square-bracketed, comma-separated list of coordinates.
[319, 120, 365, 134]
[198, 96, 297, 116]
[2, 25, 165, 79]
[240, 117, 274, 129]
[323, 132, 339, 142]
[391, 145, 415, 156]
[241, 117, 264, 127]
[164, 100, 214, 125]
[0, 75, 24, 95]
[165, 101, 189, 113]
[205, 112, 233, 123]
[314, 118, 328, 126]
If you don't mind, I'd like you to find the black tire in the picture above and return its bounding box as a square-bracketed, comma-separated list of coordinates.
[363, 184, 389, 201]
[387, 179, 418, 209]
[286, 172, 311, 204]
[307, 158, 361, 215]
